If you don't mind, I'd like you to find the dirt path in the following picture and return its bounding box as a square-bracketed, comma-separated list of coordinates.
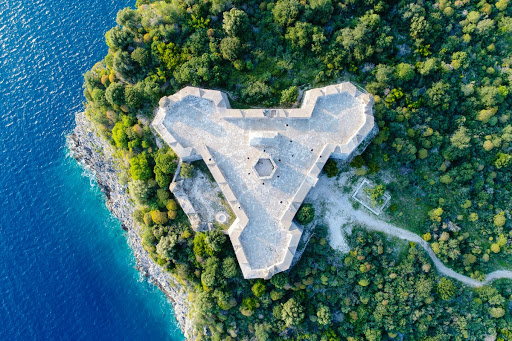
[306, 174, 512, 287]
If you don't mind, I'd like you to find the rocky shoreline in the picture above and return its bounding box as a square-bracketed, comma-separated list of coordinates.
[67, 112, 193, 339]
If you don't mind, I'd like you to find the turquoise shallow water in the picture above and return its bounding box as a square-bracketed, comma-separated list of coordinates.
[0, 0, 184, 339]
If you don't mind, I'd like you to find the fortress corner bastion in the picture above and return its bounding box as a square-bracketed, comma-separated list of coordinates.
[151, 82, 377, 279]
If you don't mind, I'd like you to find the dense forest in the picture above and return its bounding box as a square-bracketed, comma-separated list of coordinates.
[82, 0, 512, 339]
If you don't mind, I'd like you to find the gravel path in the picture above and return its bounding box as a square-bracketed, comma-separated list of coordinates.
[307, 174, 512, 287]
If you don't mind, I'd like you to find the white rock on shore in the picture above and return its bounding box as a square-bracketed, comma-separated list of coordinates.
[67, 111, 194, 339]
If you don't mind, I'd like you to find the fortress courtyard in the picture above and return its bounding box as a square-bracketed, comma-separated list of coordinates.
[152, 82, 376, 279]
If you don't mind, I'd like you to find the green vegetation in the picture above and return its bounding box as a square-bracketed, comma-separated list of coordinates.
[322, 159, 338, 178]
[295, 203, 315, 225]
[180, 162, 194, 179]
[364, 183, 386, 207]
[82, 0, 512, 339]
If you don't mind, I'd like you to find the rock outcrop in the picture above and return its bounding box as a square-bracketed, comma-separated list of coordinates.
[68, 111, 193, 339]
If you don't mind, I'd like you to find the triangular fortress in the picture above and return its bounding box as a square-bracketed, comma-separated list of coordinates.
[152, 82, 376, 279]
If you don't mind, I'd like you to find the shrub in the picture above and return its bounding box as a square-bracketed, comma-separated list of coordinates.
[167, 210, 178, 220]
[323, 159, 338, 178]
[143, 212, 153, 226]
[166, 199, 178, 211]
[280, 86, 298, 105]
[155, 150, 178, 174]
[296, 203, 315, 225]
[364, 184, 386, 207]
[180, 163, 194, 178]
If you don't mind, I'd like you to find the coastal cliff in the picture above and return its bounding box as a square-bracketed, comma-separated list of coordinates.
[68, 112, 193, 339]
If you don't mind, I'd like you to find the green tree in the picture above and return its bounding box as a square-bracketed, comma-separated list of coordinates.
[493, 212, 506, 227]
[111, 115, 134, 149]
[437, 278, 456, 300]
[113, 51, 140, 80]
[156, 234, 178, 260]
[155, 167, 172, 189]
[205, 230, 226, 256]
[194, 291, 215, 318]
[272, 0, 301, 27]
[395, 63, 415, 82]
[306, 0, 333, 24]
[91, 88, 108, 107]
[105, 26, 134, 51]
[316, 304, 332, 326]
[242, 297, 258, 311]
[155, 150, 178, 174]
[285, 22, 315, 49]
[131, 47, 151, 68]
[270, 272, 289, 289]
[125, 83, 144, 109]
[490, 307, 505, 318]
[222, 8, 249, 37]
[417, 57, 437, 75]
[129, 179, 153, 205]
[374, 64, 394, 83]
[222, 257, 238, 278]
[254, 323, 271, 341]
[240, 81, 272, 103]
[193, 233, 207, 258]
[116, 7, 139, 32]
[426, 81, 450, 108]
[251, 280, 266, 297]
[142, 226, 156, 252]
[281, 298, 305, 327]
[105, 82, 125, 107]
[154, 150, 177, 188]
[494, 153, 511, 169]
[280, 86, 298, 105]
[219, 37, 242, 62]
[130, 152, 152, 180]
[450, 126, 471, 149]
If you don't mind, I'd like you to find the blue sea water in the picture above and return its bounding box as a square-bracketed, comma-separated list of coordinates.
[0, 0, 184, 339]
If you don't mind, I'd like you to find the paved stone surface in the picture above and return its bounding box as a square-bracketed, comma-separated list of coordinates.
[152, 82, 376, 278]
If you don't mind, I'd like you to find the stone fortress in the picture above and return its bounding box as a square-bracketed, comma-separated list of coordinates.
[152, 82, 376, 279]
